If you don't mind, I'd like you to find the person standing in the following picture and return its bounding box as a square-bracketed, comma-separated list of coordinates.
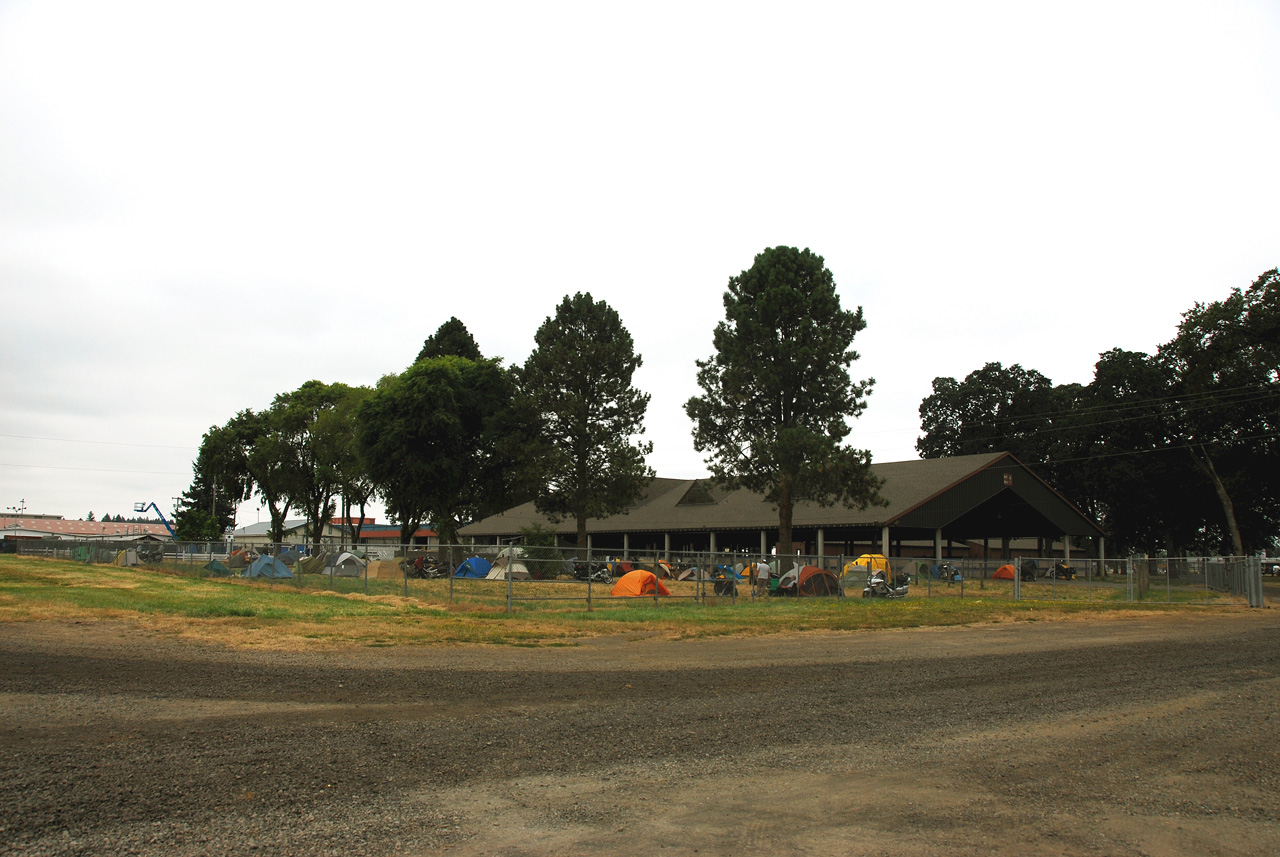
[755, 562, 770, 597]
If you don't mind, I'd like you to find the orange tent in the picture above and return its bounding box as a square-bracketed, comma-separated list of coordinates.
[993, 564, 1016, 580]
[611, 569, 671, 597]
[796, 566, 841, 596]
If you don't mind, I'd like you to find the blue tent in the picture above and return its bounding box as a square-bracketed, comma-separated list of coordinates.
[455, 556, 492, 578]
[245, 555, 294, 579]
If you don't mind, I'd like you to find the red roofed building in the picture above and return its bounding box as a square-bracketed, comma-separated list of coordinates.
[0, 514, 171, 541]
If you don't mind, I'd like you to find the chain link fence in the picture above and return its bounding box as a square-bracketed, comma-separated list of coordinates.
[7, 538, 1267, 609]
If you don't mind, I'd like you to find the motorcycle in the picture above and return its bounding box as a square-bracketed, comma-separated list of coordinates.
[409, 553, 450, 579]
[862, 569, 910, 599]
[571, 559, 612, 584]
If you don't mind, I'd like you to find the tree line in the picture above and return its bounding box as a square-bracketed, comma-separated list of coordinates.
[173, 247, 887, 554]
[179, 250, 1275, 559]
[916, 268, 1280, 557]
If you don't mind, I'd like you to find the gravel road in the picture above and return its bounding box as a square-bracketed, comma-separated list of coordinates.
[2, 612, 1278, 856]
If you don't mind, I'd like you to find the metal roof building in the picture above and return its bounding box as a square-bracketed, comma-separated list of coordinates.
[458, 452, 1106, 561]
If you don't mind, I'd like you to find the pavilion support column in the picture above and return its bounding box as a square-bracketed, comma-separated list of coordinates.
[710, 532, 716, 554]
[934, 528, 942, 564]
[881, 525, 890, 557]
[760, 530, 767, 559]
[1098, 537, 1105, 576]
[1063, 535, 1071, 561]
[623, 533, 630, 561]
[817, 528, 825, 561]
[664, 533, 671, 562]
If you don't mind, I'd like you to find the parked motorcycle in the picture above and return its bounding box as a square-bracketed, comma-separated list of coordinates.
[571, 559, 612, 584]
[863, 569, 910, 599]
[409, 553, 450, 579]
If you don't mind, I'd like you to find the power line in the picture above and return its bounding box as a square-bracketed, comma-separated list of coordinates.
[918, 385, 1279, 450]
[0, 433, 197, 451]
[922, 382, 1274, 433]
[0, 462, 188, 476]
[1046, 431, 1280, 465]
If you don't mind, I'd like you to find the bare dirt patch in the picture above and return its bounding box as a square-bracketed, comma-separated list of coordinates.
[2, 611, 1278, 856]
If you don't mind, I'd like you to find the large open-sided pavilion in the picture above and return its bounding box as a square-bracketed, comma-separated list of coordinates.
[459, 452, 1106, 563]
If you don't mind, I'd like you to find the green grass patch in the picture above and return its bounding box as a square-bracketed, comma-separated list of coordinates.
[0, 554, 1248, 648]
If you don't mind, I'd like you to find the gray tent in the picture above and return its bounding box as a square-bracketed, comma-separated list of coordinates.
[331, 551, 367, 577]
[245, 555, 293, 579]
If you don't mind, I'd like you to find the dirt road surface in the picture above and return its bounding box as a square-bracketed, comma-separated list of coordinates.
[2, 612, 1278, 856]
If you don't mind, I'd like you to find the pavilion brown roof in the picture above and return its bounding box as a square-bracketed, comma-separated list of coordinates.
[459, 452, 1055, 538]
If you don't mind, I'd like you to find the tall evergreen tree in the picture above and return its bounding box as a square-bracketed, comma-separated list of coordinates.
[417, 316, 483, 363]
[520, 293, 653, 548]
[172, 421, 249, 541]
[685, 246, 884, 555]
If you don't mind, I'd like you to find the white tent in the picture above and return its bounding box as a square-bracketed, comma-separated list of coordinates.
[331, 551, 367, 577]
[485, 558, 532, 580]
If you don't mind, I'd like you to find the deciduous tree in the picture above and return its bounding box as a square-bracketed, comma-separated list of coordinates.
[1160, 268, 1280, 554]
[360, 356, 524, 546]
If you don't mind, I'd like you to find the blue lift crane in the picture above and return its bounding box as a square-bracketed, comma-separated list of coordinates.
[133, 501, 177, 540]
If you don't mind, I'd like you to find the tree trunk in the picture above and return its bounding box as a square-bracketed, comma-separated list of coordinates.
[777, 479, 794, 562]
[576, 515, 588, 552]
[400, 517, 420, 547]
[267, 502, 287, 546]
[1189, 446, 1245, 556]
[352, 499, 367, 544]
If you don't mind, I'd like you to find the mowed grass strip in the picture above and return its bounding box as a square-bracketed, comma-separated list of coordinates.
[0, 555, 1222, 649]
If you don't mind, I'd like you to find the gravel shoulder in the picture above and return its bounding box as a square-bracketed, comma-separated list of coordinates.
[2, 611, 1278, 856]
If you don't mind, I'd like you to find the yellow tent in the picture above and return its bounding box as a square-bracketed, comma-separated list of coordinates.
[842, 553, 889, 577]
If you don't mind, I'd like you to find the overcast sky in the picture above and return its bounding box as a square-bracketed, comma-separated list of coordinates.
[2, 0, 1278, 528]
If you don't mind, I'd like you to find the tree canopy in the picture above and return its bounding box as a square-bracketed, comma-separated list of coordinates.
[916, 363, 1058, 461]
[1158, 268, 1280, 554]
[270, 380, 357, 550]
[417, 316, 483, 363]
[915, 269, 1280, 556]
[519, 292, 653, 548]
[359, 355, 525, 546]
[172, 421, 250, 541]
[685, 246, 884, 555]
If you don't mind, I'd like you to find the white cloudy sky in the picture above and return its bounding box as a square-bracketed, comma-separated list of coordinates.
[2, 0, 1278, 528]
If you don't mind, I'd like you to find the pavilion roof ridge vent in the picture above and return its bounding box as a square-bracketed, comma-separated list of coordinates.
[676, 480, 718, 506]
